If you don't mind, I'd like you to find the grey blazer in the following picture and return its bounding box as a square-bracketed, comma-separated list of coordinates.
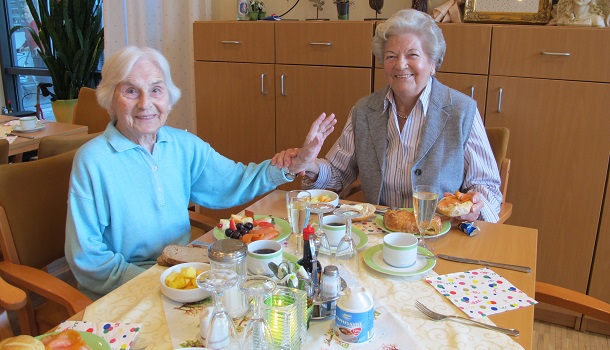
[348, 77, 477, 204]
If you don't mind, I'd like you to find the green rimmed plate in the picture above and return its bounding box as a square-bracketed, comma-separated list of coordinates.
[318, 227, 369, 253]
[363, 244, 436, 277]
[36, 331, 111, 350]
[213, 215, 291, 242]
[375, 208, 450, 237]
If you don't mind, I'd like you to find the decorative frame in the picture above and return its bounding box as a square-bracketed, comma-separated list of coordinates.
[463, 0, 553, 24]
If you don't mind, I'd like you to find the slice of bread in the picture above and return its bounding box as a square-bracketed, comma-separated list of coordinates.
[157, 244, 209, 267]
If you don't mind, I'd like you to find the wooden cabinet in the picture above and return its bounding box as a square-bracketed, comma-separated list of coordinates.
[194, 21, 373, 219]
[484, 25, 610, 331]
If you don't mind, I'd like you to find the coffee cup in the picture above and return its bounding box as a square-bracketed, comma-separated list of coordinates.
[322, 215, 346, 247]
[382, 232, 418, 268]
[19, 116, 38, 130]
[246, 240, 283, 276]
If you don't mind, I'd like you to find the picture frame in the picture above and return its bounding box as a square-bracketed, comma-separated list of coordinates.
[463, 0, 553, 24]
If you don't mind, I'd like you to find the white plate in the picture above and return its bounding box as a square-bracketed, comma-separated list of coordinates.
[363, 244, 436, 277]
[12, 122, 45, 133]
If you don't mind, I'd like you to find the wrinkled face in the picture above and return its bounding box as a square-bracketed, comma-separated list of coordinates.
[383, 33, 436, 100]
[112, 59, 170, 140]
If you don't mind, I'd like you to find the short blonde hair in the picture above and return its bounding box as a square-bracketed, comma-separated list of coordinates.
[96, 46, 181, 121]
[372, 9, 446, 70]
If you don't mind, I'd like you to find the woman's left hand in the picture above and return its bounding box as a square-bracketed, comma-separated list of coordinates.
[455, 191, 483, 222]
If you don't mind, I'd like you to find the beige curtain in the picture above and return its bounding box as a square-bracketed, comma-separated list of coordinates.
[103, 0, 211, 131]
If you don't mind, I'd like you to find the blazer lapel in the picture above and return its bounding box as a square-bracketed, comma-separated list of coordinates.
[366, 86, 390, 171]
[415, 78, 451, 163]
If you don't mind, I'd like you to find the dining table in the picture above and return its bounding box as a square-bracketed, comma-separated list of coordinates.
[0, 114, 88, 161]
[66, 190, 538, 350]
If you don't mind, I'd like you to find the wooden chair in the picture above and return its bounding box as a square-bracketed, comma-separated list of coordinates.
[340, 127, 513, 223]
[72, 87, 109, 134]
[38, 132, 102, 159]
[0, 150, 92, 336]
[0, 277, 27, 340]
[535, 282, 610, 323]
[0, 139, 8, 165]
[485, 127, 512, 223]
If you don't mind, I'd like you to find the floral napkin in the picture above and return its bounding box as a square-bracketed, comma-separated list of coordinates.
[425, 267, 537, 318]
[0, 125, 16, 143]
[54, 321, 142, 350]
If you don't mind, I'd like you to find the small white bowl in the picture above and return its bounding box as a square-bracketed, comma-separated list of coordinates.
[160, 262, 211, 303]
[307, 189, 340, 208]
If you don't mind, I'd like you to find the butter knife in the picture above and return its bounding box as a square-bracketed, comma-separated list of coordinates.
[437, 254, 531, 273]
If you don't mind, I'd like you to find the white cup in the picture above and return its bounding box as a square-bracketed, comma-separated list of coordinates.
[383, 232, 418, 268]
[322, 215, 346, 247]
[246, 240, 283, 276]
[19, 116, 38, 130]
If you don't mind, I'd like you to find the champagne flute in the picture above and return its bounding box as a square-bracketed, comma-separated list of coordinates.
[308, 202, 334, 264]
[239, 276, 276, 350]
[413, 185, 439, 251]
[286, 190, 311, 256]
[332, 205, 362, 277]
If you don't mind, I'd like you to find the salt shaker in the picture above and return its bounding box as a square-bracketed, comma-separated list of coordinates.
[320, 265, 340, 316]
[208, 239, 249, 318]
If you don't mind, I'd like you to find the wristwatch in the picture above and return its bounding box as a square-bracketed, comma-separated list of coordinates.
[283, 167, 297, 180]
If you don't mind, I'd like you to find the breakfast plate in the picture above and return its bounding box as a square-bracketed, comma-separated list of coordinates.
[213, 215, 291, 242]
[375, 208, 450, 237]
[318, 227, 368, 253]
[36, 331, 111, 350]
[12, 122, 45, 132]
[363, 244, 436, 277]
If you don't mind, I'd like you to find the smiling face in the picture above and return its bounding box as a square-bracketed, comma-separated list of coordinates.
[111, 58, 170, 147]
[383, 32, 436, 102]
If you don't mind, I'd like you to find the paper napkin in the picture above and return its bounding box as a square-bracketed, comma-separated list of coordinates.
[425, 267, 537, 318]
[55, 321, 142, 350]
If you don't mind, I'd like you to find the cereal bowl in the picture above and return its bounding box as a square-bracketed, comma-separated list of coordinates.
[307, 189, 339, 208]
[160, 262, 211, 303]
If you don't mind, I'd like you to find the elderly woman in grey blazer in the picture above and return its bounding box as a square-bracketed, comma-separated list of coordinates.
[274, 9, 502, 222]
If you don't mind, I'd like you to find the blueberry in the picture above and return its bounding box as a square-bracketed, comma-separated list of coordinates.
[230, 231, 241, 239]
[244, 222, 254, 230]
[225, 228, 233, 237]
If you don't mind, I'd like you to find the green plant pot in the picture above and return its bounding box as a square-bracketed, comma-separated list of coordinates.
[336, 2, 349, 20]
[249, 11, 259, 20]
[258, 12, 266, 20]
[51, 99, 78, 124]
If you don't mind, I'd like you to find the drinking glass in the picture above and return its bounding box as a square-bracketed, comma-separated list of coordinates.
[196, 270, 242, 350]
[308, 202, 335, 266]
[413, 185, 439, 251]
[286, 190, 311, 256]
[332, 206, 362, 277]
[239, 276, 276, 350]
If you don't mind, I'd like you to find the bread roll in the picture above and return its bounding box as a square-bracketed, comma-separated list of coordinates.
[437, 191, 474, 217]
[0, 335, 45, 350]
[383, 209, 442, 236]
[337, 203, 376, 222]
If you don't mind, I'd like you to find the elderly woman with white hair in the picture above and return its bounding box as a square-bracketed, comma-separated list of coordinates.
[65, 46, 336, 299]
[275, 9, 501, 222]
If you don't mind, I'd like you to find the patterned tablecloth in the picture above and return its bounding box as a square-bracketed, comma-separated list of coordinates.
[82, 219, 526, 350]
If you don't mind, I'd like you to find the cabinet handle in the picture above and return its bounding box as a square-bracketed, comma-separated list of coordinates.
[281, 74, 287, 96]
[260, 73, 267, 95]
[497, 87, 503, 113]
[470, 86, 475, 99]
[541, 51, 570, 56]
[309, 42, 333, 46]
[220, 40, 241, 45]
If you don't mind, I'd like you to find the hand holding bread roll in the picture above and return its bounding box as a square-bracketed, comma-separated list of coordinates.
[437, 191, 474, 217]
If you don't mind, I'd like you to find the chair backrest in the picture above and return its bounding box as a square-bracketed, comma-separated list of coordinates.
[38, 132, 101, 159]
[0, 150, 77, 268]
[72, 87, 109, 134]
[0, 139, 9, 165]
[485, 127, 512, 223]
[0, 277, 27, 340]
[536, 281, 610, 323]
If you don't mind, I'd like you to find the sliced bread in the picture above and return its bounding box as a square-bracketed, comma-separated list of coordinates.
[157, 244, 209, 267]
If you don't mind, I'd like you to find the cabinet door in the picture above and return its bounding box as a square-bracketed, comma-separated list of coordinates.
[485, 76, 610, 294]
[435, 72, 488, 118]
[195, 61, 275, 164]
[275, 65, 372, 158]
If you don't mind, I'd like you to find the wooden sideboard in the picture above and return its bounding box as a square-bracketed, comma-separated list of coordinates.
[194, 21, 610, 334]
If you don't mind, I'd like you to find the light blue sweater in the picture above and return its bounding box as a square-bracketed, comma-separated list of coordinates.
[65, 123, 291, 299]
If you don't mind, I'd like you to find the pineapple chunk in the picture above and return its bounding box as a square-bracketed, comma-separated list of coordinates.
[165, 272, 180, 285]
[181, 266, 197, 279]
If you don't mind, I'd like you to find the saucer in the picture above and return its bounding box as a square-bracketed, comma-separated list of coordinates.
[318, 227, 368, 254]
[13, 122, 45, 133]
[363, 244, 436, 277]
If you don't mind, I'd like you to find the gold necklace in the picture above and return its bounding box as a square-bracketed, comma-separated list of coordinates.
[396, 110, 408, 119]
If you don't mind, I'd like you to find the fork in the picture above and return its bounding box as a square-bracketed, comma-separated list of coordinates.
[415, 301, 520, 337]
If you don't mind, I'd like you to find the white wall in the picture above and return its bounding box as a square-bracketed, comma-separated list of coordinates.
[211, 0, 446, 21]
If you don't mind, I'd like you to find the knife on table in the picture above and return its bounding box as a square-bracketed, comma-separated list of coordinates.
[437, 254, 531, 273]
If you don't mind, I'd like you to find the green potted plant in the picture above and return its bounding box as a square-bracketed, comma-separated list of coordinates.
[10, 0, 104, 123]
[249, 0, 266, 20]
